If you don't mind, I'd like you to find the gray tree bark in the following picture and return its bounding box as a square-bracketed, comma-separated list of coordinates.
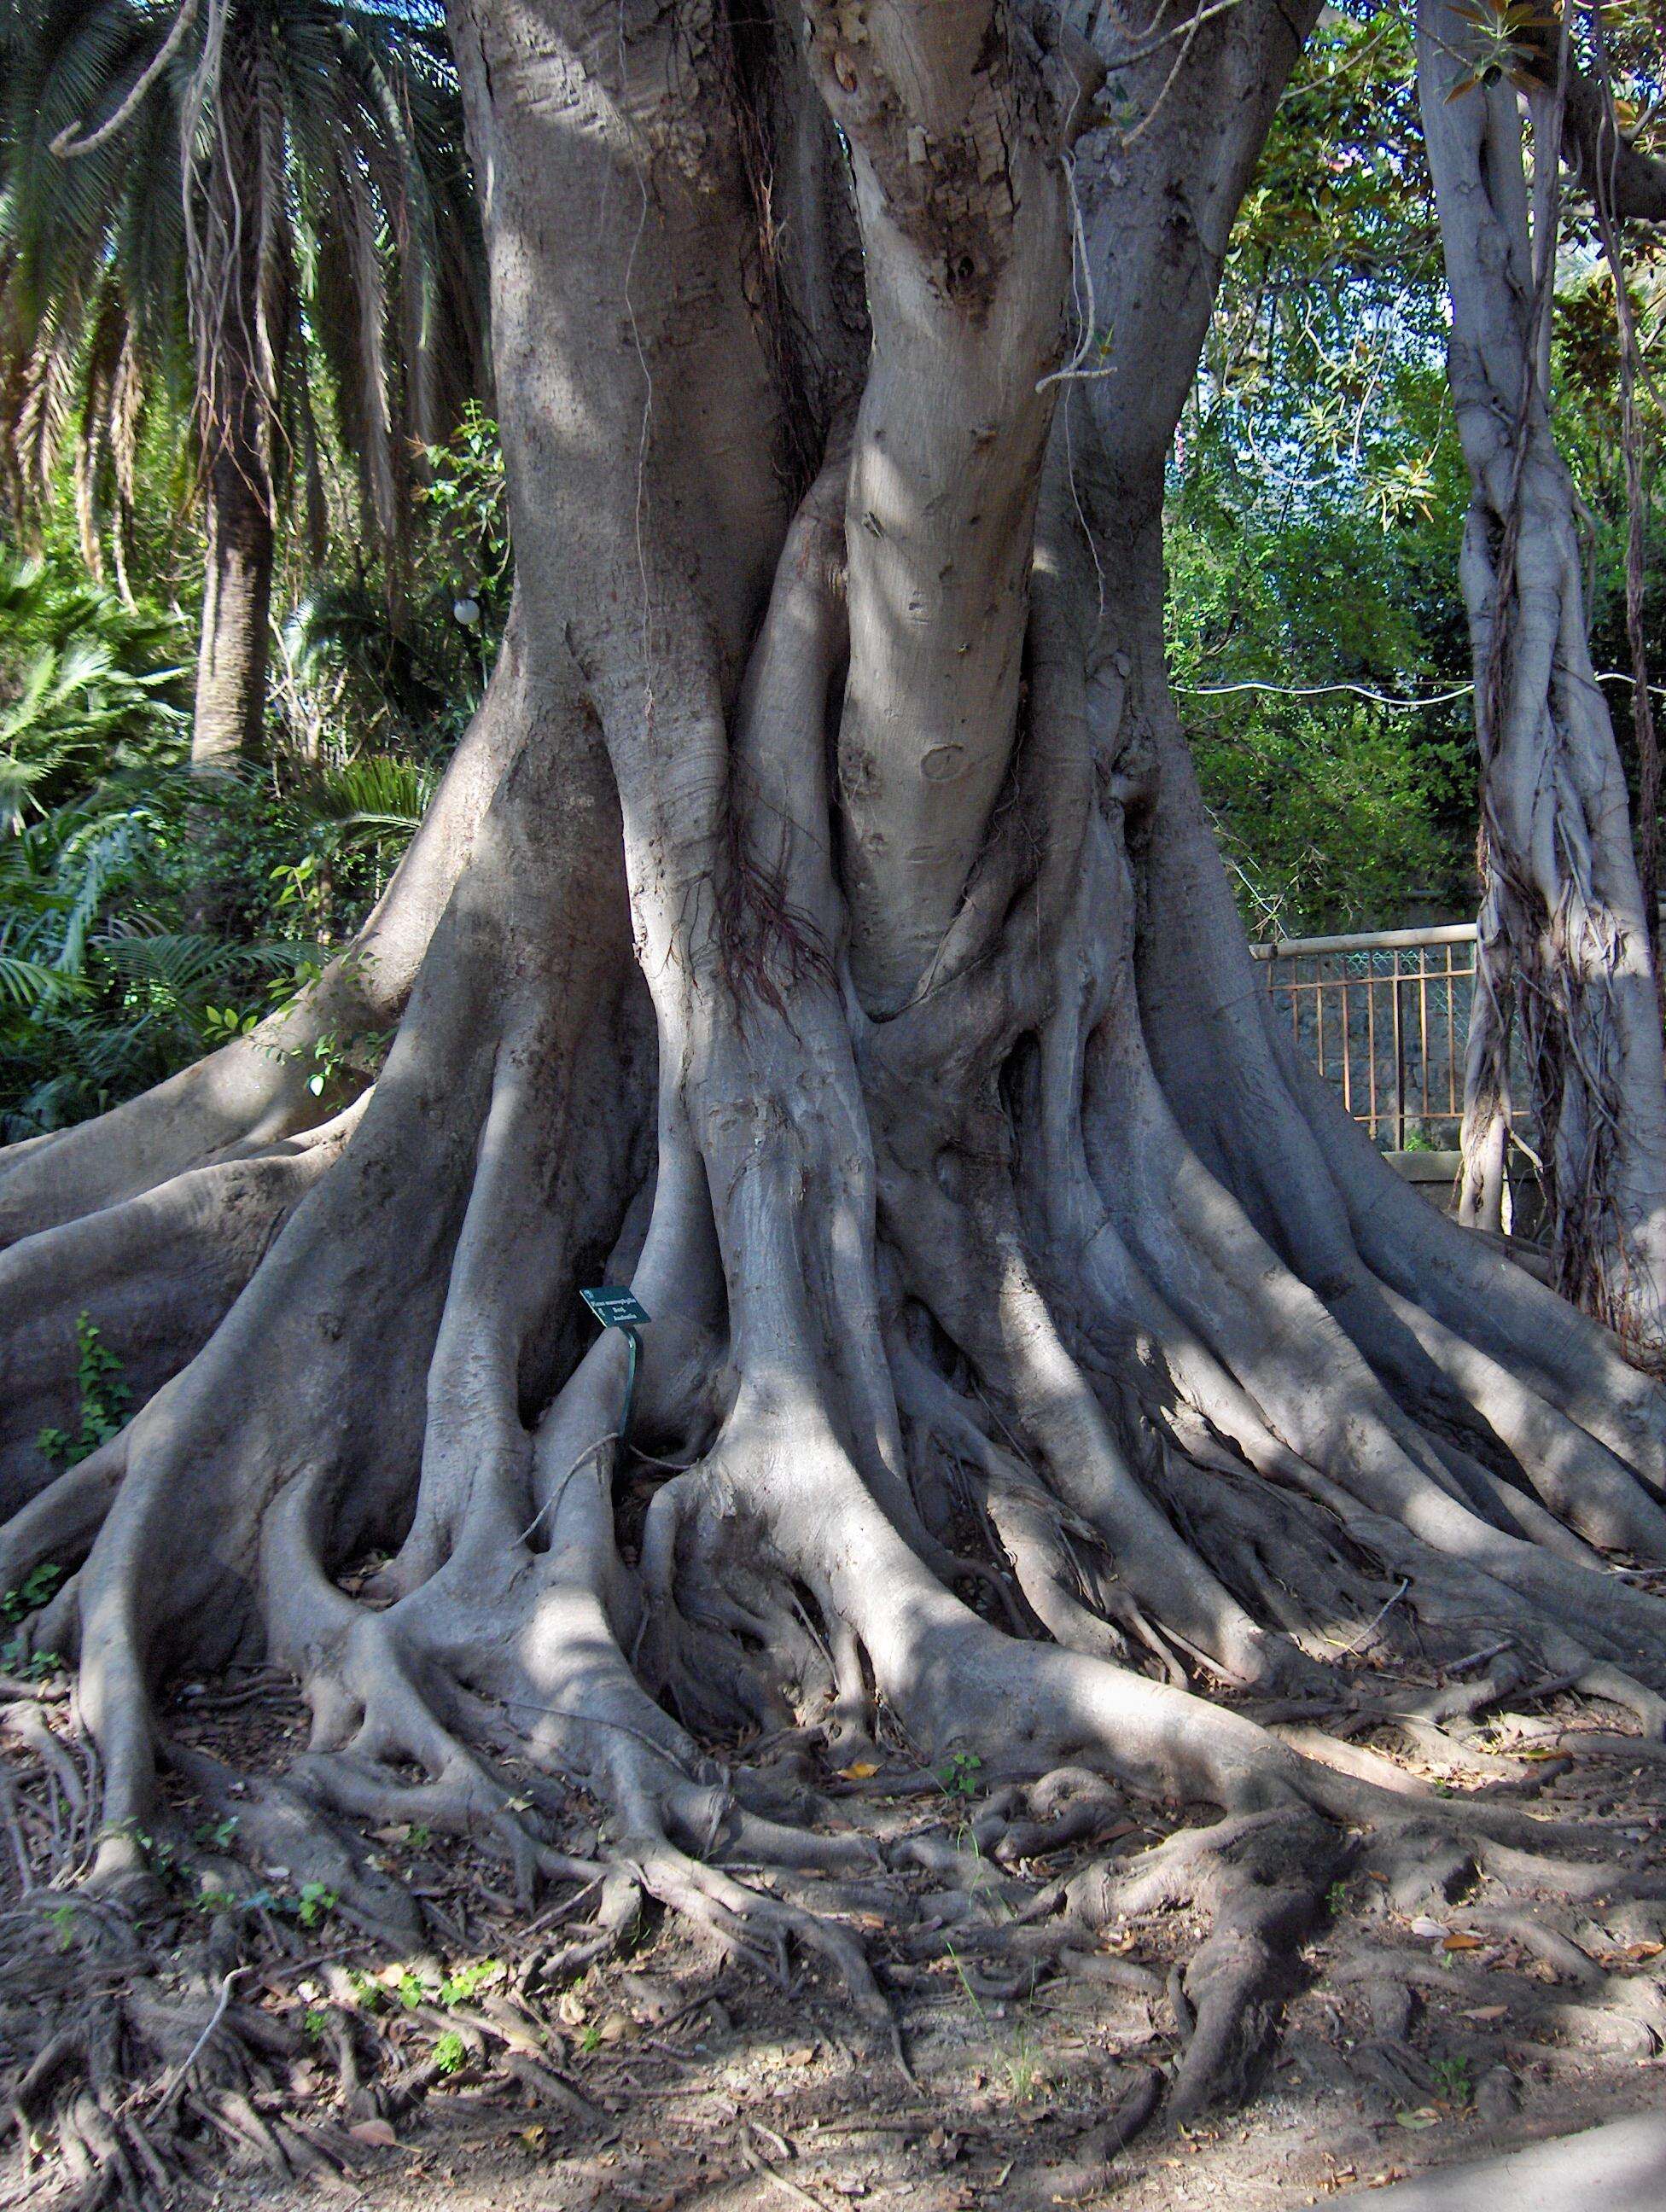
[5, 1, 1666, 2185]
[1418, 0, 1666, 1356]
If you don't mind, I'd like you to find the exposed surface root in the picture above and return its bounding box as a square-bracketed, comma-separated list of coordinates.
[8, 1663, 1666, 2208]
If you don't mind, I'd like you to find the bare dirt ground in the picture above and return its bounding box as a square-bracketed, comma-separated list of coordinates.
[246, 1938, 1665, 2212]
[5, 1665, 1665, 2210]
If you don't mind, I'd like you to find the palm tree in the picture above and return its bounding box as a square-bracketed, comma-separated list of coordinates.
[0, 0, 486, 765]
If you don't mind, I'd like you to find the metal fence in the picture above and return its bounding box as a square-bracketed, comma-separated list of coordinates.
[1249, 923, 1487, 1152]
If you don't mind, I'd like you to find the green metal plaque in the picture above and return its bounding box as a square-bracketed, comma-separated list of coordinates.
[580, 1287, 651, 1329]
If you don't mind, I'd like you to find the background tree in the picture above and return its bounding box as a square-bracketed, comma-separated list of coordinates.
[0, 0, 486, 764]
[1417, 0, 1666, 1349]
[3, 0, 1666, 2193]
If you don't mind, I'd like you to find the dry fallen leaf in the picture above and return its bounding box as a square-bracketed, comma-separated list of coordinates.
[1395, 2108, 1440, 2130]
[1462, 2004, 1507, 2021]
[838, 1761, 880, 1779]
[349, 2119, 398, 2149]
[1625, 1941, 1665, 1960]
[1442, 1932, 1484, 1951]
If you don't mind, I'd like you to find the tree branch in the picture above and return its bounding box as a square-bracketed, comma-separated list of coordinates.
[1561, 60, 1666, 224]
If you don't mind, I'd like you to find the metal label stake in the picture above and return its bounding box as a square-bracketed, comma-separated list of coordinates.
[579, 1286, 651, 1441]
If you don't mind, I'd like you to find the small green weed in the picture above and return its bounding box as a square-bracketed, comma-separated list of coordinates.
[1431, 2054, 1472, 2104]
[432, 2030, 466, 2075]
[940, 1750, 983, 1800]
[38, 1313, 130, 1470]
[1001, 2027, 1044, 2103]
[1, 1562, 65, 1622]
[946, 1942, 1044, 2104]
[437, 1958, 503, 2007]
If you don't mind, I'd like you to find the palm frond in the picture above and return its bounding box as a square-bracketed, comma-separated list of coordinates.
[0, 951, 84, 1008]
[298, 751, 436, 840]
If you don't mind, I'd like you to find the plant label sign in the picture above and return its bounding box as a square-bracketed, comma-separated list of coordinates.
[580, 1287, 650, 1330]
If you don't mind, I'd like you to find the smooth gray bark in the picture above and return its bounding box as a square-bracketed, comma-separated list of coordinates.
[5, 4, 1666, 2180]
[1418, 0, 1666, 1359]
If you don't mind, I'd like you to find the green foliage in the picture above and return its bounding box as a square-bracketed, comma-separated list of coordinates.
[432, 2029, 467, 2075]
[939, 1749, 983, 1800]
[436, 1958, 503, 2007]
[37, 1313, 129, 1470]
[1, 1562, 65, 1621]
[1171, 7, 1665, 936]
[0, 541, 318, 1128]
[421, 401, 510, 629]
[1440, 0, 1560, 103]
[273, 405, 510, 764]
[0, 372, 495, 1138]
[1431, 2052, 1473, 2104]
[1168, 10, 1475, 935]
[294, 1881, 338, 1928]
[0, 551, 187, 828]
[0, 555, 433, 1135]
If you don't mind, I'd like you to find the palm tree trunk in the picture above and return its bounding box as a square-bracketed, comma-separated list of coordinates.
[192, 406, 273, 768]
[189, 5, 275, 771]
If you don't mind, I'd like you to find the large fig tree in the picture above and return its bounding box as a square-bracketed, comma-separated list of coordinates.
[6, 0, 1666, 2177]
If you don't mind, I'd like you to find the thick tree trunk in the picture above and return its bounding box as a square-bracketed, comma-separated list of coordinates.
[189, 3, 277, 770]
[7, 2, 1666, 2191]
[1418, 0, 1666, 1357]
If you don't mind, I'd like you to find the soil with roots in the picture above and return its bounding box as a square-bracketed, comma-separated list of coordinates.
[9, 1, 1666, 2205]
[4, 1662, 1666, 2210]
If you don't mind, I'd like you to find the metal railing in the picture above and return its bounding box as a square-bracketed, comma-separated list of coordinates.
[1250, 922, 1490, 1152]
